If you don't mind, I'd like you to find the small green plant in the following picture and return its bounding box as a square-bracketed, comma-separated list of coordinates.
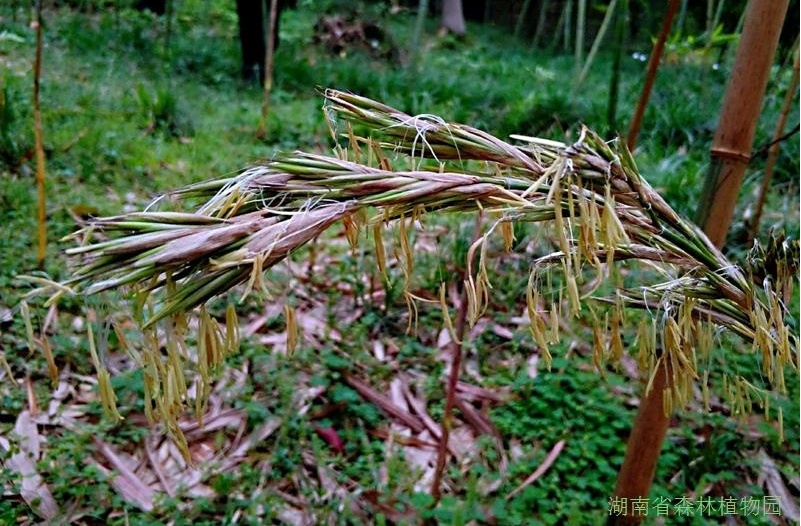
[0, 77, 31, 171]
[134, 83, 193, 138]
[663, 25, 739, 66]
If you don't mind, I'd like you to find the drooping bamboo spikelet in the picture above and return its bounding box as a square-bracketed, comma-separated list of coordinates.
[39, 89, 797, 455]
[87, 322, 122, 421]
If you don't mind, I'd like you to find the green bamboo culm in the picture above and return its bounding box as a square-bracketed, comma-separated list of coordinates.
[36, 89, 798, 459]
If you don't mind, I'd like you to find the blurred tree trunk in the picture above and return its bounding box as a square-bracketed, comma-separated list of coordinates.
[441, 0, 466, 36]
[606, 0, 627, 132]
[135, 0, 166, 15]
[532, 0, 551, 48]
[410, 0, 430, 73]
[257, 0, 279, 139]
[235, 0, 292, 84]
[575, 0, 619, 89]
[696, 0, 790, 246]
[563, 0, 573, 52]
[235, 0, 266, 83]
[514, 0, 533, 39]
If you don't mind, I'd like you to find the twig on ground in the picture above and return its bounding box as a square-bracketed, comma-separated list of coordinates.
[506, 439, 566, 500]
[431, 214, 482, 503]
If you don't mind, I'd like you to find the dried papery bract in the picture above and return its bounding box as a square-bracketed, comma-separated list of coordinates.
[526, 273, 554, 369]
[465, 226, 495, 327]
[39, 90, 797, 463]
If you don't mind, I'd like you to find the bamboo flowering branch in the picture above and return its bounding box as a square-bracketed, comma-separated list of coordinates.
[37, 89, 797, 459]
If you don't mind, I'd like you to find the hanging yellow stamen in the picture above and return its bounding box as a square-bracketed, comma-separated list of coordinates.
[285, 305, 299, 356]
[87, 323, 122, 421]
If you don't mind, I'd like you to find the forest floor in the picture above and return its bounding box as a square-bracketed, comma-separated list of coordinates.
[0, 2, 799, 524]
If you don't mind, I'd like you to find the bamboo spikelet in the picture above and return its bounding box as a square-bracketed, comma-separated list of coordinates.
[373, 223, 388, 281]
[87, 323, 122, 421]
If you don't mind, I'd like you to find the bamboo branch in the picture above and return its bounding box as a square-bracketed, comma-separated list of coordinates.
[531, 0, 551, 48]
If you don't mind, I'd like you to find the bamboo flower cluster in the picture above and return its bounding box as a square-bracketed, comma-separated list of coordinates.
[50, 89, 797, 455]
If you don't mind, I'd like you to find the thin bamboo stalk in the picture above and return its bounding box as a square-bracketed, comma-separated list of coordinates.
[675, 0, 687, 36]
[430, 216, 481, 503]
[514, 0, 533, 39]
[33, 0, 47, 269]
[626, 0, 681, 150]
[563, 0, 572, 53]
[748, 41, 799, 243]
[532, 0, 550, 48]
[575, 0, 619, 90]
[164, 0, 173, 63]
[574, 0, 586, 81]
[257, 0, 278, 139]
[606, 0, 627, 131]
[410, 0, 429, 72]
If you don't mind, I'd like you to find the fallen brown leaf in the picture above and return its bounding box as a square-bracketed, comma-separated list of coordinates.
[2, 410, 58, 520]
[93, 438, 155, 511]
[757, 448, 800, 522]
[344, 374, 425, 433]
